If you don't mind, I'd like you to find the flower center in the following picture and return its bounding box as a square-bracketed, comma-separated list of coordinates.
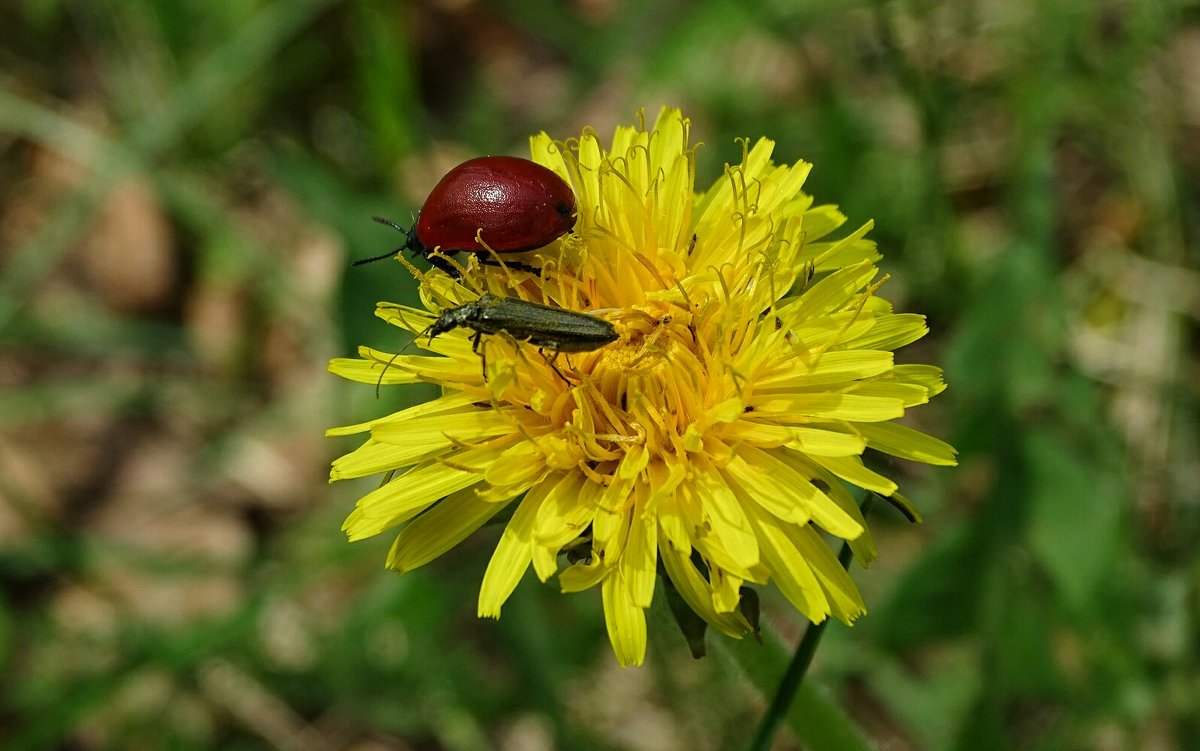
[572, 303, 716, 462]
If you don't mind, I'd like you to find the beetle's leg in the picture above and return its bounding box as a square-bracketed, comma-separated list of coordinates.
[478, 257, 542, 275]
[425, 251, 463, 278]
[471, 331, 489, 381]
[539, 347, 571, 385]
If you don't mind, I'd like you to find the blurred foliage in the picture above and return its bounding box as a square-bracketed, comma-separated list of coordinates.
[1, 0, 1198, 749]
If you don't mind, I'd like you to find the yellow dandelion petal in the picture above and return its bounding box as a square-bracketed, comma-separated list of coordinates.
[592, 506, 630, 567]
[691, 465, 760, 573]
[893, 364, 949, 396]
[886, 491, 925, 523]
[370, 405, 514, 445]
[710, 566, 744, 615]
[529, 132, 572, 184]
[808, 220, 880, 270]
[530, 473, 592, 582]
[602, 568, 647, 667]
[590, 445, 648, 563]
[791, 524, 867, 622]
[331, 408, 518, 480]
[744, 503, 830, 622]
[850, 380, 931, 408]
[337, 346, 484, 386]
[756, 350, 896, 390]
[644, 458, 688, 511]
[482, 440, 554, 492]
[531, 543, 558, 584]
[328, 355, 422, 386]
[478, 484, 550, 618]
[725, 445, 864, 539]
[674, 484, 767, 583]
[328, 106, 954, 663]
[620, 484, 659, 609]
[534, 472, 597, 549]
[659, 537, 750, 638]
[783, 427, 870, 457]
[753, 392, 907, 423]
[811, 454, 901, 497]
[326, 391, 480, 438]
[780, 261, 881, 322]
[341, 451, 494, 541]
[560, 556, 608, 593]
[843, 313, 930, 351]
[810, 461, 880, 565]
[656, 496, 694, 555]
[724, 422, 868, 457]
[386, 487, 507, 574]
[799, 204, 847, 242]
[856, 421, 959, 466]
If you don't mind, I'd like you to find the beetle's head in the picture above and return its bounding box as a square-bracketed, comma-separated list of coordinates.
[427, 299, 481, 340]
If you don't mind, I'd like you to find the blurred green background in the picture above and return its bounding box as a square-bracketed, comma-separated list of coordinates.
[2, 0, 1198, 749]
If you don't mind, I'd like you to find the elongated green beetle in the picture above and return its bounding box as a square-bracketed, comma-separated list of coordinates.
[429, 293, 618, 353]
[371, 294, 617, 394]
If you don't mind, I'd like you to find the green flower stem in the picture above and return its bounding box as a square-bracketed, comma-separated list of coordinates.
[734, 498, 875, 751]
[719, 619, 872, 751]
[748, 620, 830, 750]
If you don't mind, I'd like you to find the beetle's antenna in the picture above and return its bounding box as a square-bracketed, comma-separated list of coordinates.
[372, 306, 435, 397]
[353, 247, 404, 266]
[354, 216, 412, 266]
[374, 349, 405, 399]
[373, 215, 407, 233]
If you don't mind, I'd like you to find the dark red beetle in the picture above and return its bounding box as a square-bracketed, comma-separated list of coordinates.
[359, 156, 577, 275]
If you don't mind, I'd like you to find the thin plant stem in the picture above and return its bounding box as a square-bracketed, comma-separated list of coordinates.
[747, 497, 873, 751]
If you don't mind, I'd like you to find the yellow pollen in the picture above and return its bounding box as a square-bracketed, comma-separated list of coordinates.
[560, 306, 710, 461]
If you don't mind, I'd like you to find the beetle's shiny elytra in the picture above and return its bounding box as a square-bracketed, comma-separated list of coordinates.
[358, 156, 577, 275]
[429, 293, 618, 354]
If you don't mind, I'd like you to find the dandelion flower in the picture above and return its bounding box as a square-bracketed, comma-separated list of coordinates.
[328, 107, 956, 666]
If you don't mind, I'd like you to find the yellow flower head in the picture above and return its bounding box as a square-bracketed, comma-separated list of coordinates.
[328, 107, 956, 666]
